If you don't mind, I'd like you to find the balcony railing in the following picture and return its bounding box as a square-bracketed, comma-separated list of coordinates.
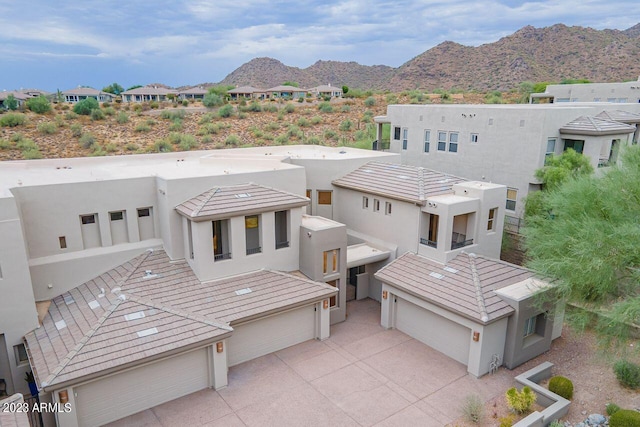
[214, 252, 232, 261]
[275, 241, 290, 249]
[451, 239, 474, 250]
[372, 139, 390, 151]
[419, 238, 437, 248]
[246, 247, 262, 255]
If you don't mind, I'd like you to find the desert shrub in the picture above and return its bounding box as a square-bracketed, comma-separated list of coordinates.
[609, 409, 640, 427]
[341, 105, 351, 113]
[79, 133, 96, 148]
[505, 386, 536, 414]
[225, 134, 240, 146]
[169, 119, 183, 131]
[26, 96, 51, 114]
[548, 421, 564, 427]
[386, 94, 398, 103]
[614, 360, 640, 389]
[276, 111, 284, 121]
[238, 112, 247, 120]
[284, 104, 295, 114]
[125, 143, 139, 151]
[218, 104, 234, 118]
[266, 122, 280, 131]
[153, 139, 173, 152]
[90, 108, 105, 121]
[73, 98, 99, 115]
[339, 119, 353, 131]
[197, 123, 220, 135]
[37, 122, 57, 134]
[149, 101, 159, 109]
[203, 93, 223, 108]
[16, 138, 37, 151]
[103, 106, 116, 116]
[247, 102, 262, 112]
[0, 113, 27, 127]
[64, 111, 78, 121]
[0, 139, 12, 149]
[607, 403, 621, 416]
[262, 133, 274, 141]
[90, 144, 107, 156]
[10, 133, 24, 143]
[132, 104, 143, 113]
[70, 123, 82, 137]
[310, 115, 322, 125]
[364, 96, 376, 107]
[54, 115, 66, 128]
[135, 123, 151, 133]
[116, 111, 129, 124]
[178, 134, 198, 150]
[459, 394, 484, 424]
[275, 134, 289, 145]
[306, 135, 321, 145]
[104, 143, 118, 153]
[201, 135, 213, 143]
[498, 415, 515, 427]
[297, 117, 310, 127]
[22, 148, 42, 159]
[264, 104, 278, 113]
[318, 101, 333, 113]
[324, 129, 338, 140]
[548, 376, 573, 400]
[160, 109, 186, 120]
[286, 125, 302, 138]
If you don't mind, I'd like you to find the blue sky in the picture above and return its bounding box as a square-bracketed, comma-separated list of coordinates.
[1, 0, 638, 92]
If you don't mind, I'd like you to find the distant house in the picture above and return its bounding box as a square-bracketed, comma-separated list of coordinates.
[227, 86, 265, 100]
[62, 87, 114, 103]
[121, 86, 179, 102]
[309, 84, 343, 99]
[267, 85, 308, 99]
[531, 77, 640, 103]
[179, 86, 208, 100]
[0, 91, 29, 109]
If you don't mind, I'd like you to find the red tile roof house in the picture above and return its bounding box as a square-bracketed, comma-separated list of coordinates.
[61, 88, 115, 103]
[121, 86, 179, 103]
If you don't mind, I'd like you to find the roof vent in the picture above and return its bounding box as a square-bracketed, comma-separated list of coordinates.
[63, 295, 75, 305]
[235, 193, 252, 198]
[55, 320, 67, 330]
[124, 311, 146, 321]
[443, 266, 458, 274]
[235, 288, 252, 296]
[143, 270, 158, 279]
[88, 300, 100, 310]
[362, 169, 373, 173]
[136, 327, 158, 338]
[437, 178, 451, 184]
[396, 175, 410, 180]
[118, 294, 127, 301]
[429, 272, 445, 280]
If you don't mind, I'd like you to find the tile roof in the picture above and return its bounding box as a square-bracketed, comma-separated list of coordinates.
[62, 87, 110, 96]
[374, 252, 536, 324]
[179, 86, 208, 95]
[175, 183, 309, 221]
[332, 161, 466, 204]
[595, 109, 640, 124]
[122, 86, 179, 96]
[267, 85, 307, 92]
[311, 85, 342, 93]
[559, 115, 636, 136]
[0, 91, 30, 101]
[227, 86, 262, 94]
[0, 394, 30, 427]
[25, 249, 335, 390]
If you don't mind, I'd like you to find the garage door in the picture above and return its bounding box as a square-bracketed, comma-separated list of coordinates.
[228, 305, 316, 367]
[396, 298, 471, 365]
[75, 348, 208, 427]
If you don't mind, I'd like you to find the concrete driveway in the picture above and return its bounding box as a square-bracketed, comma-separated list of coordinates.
[107, 299, 514, 426]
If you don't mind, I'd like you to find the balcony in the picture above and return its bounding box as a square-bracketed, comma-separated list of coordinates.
[372, 139, 390, 151]
[276, 241, 290, 249]
[419, 237, 437, 248]
[214, 253, 232, 261]
[451, 239, 474, 249]
[246, 246, 262, 255]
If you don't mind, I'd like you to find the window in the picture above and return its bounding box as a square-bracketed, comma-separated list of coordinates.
[245, 215, 261, 255]
[563, 139, 584, 154]
[523, 316, 536, 337]
[327, 279, 338, 307]
[373, 199, 380, 212]
[448, 132, 459, 152]
[362, 196, 369, 209]
[437, 131, 447, 151]
[59, 236, 67, 249]
[323, 249, 339, 275]
[213, 219, 231, 260]
[187, 221, 194, 259]
[14, 344, 28, 365]
[109, 211, 124, 221]
[318, 191, 332, 205]
[506, 188, 518, 211]
[393, 126, 401, 140]
[487, 208, 498, 231]
[470, 133, 478, 143]
[385, 202, 392, 215]
[401, 128, 408, 150]
[137, 207, 155, 240]
[306, 189, 311, 200]
[519, 119, 525, 127]
[137, 208, 150, 218]
[545, 138, 556, 164]
[81, 214, 96, 225]
[274, 210, 289, 249]
[424, 130, 430, 152]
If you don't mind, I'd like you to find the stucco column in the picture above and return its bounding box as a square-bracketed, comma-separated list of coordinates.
[53, 387, 79, 427]
[316, 301, 330, 340]
[380, 285, 394, 329]
[209, 341, 228, 390]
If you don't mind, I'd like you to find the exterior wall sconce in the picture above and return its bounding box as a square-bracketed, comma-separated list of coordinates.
[323, 299, 329, 309]
[216, 342, 224, 353]
[473, 331, 480, 342]
[382, 291, 388, 300]
[58, 390, 69, 404]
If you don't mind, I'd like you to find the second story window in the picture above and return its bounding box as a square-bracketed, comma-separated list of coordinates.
[274, 210, 289, 249]
[402, 128, 408, 150]
[323, 249, 339, 275]
[213, 219, 231, 261]
[318, 190, 332, 205]
[424, 130, 430, 153]
[448, 132, 459, 153]
[487, 208, 498, 231]
[437, 131, 447, 151]
[393, 126, 401, 140]
[362, 196, 369, 209]
[245, 215, 261, 255]
[506, 188, 518, 211]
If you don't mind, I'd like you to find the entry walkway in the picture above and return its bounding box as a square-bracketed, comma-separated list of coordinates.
[107, 299, 514, 426]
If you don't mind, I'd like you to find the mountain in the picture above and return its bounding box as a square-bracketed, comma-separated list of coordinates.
[215, 23, 640, 92]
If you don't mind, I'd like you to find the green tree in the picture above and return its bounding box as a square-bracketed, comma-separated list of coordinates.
[102, 83, 124, 95]
[73, 97, 100, 115]
[342, 85, 349, 95]
[207, 85, 234, 97]
[523, 145, 640, 345]
[282, 81, 299, 87]
[26, 96, 51, 114]
[4, 94, 18, 110]
[126, 85, 143, 91]
[203, 93, 224, 108]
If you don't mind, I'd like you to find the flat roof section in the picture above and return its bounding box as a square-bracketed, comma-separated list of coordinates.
[347, 243, 390, 268]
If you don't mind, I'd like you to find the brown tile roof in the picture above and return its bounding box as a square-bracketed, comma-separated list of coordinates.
[227, 86, 262, 94]
[179, 86, 208, 95]
[374, 252, 534, 324]
[0, 91, 29, 101]
[25, 249, 335, 390]
[332, 161, 466, 204]
[175, 183, 309, 221]
[62, 87, 110, 96]
[559, 116, 636, 136]
[267, 85, 307, 92]
[595, 109, 640, 124]
[122, 86, 179, 96]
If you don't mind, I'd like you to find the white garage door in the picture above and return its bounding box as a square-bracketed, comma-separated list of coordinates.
[228, 305, 316, 367]
[75, 348, 208, 427]
[396, 298, 471, 365]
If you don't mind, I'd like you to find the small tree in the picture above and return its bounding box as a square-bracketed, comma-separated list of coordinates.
[282, 81, 299, 87]
[4, 94, 18, 110]
[505, 386, 536, 414]
[102, 83, 124, 95]
[203, 93, 223, 108]
[73, 98, 100, 115]
[26, 96, 51, 114]
[342, 85, 349, 95]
